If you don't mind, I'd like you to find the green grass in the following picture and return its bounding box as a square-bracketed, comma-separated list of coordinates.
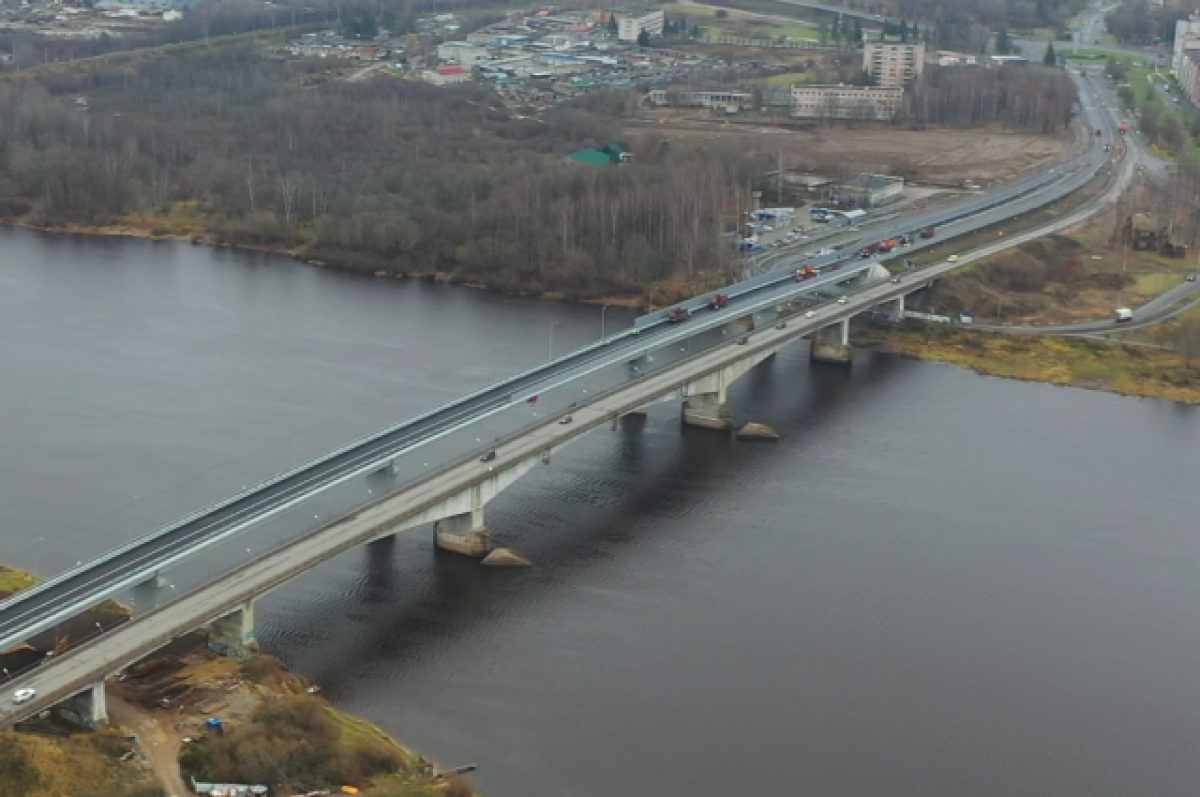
[0, 565, 38, 596]
[753, 70, 819, 85]
[664, 0, 820, 39]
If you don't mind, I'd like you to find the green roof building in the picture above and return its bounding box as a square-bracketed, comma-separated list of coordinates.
[565, 142, 631, 166]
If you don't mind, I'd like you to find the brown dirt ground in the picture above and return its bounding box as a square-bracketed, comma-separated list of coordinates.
[628, 116, 1072, 183]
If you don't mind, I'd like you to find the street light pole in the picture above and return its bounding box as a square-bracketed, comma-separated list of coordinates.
[548, 321, 559, 361]
[600, 305, 609, 342]
[647, 287, 657, 313]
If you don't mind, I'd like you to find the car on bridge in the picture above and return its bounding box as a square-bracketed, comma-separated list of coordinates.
[12, 688, 36, 704]
[707, 293, 729, 310]
[667, 307, 691, 323]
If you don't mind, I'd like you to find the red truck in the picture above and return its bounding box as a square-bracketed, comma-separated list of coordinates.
[667, 306, 691, 323]
[1118, 121, 1129, 135]
[707, 293, 729, 310]
[794, 264, 818, 281]
[877, 237, 899, 253]
[919, 225, 936, 239]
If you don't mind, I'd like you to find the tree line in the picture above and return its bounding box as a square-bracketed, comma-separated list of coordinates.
[903, 65, 1077, 131]
[1105, 0, 1198, 46]
[0, 47, 761, 299]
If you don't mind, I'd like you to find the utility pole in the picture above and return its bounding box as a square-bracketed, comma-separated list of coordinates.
[778, 148, 784, 206]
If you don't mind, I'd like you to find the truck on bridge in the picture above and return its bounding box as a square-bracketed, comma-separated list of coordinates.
[795, 265, 818, 281]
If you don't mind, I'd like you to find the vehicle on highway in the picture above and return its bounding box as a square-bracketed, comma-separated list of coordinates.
[919, 225, 936, 239]
[947, 254, 959, 262]
[708, 293, 729, 310]
[837, 296, 848, 304]
[12, 688, 35, 704]
[1187, 274, 1197, 282]
[795, 265, 818, 282]
[890, 277, 901, 284]
[804, 311, 816, 318]
[480, 450, 496, 462]
[1115, 307, 1133, 322]
[667, 307, 690, 324]
[559, 416, 573, 425]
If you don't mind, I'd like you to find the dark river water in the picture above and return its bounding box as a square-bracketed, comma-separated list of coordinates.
[2, 226, 1200, 797]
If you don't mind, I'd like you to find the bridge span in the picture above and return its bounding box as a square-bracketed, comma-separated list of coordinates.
[0, 70, 1134, 727]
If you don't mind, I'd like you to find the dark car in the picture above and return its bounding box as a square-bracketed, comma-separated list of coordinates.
[480, 450, 496, 462]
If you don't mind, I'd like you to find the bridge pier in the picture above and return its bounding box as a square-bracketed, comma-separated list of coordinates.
[433, 506, 491, 557]
[209, 598, 258, 657]
[58, 681, 108, 729]
[680, 344, 780, 431]
[376, 453, 546, 557]
[880, 293, 904, 321]
[810, 318, 852, 366]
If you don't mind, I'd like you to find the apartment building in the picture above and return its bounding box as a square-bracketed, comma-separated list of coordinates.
[790, 84, 903, 121]
[862, 41, 926, 87]
[614, 8, 664, 43]
[1174, 17, 1200, 105]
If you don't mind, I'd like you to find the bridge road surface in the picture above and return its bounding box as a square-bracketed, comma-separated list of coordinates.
[0, 102, 1143, 727]
[0, 68, 1121, 655]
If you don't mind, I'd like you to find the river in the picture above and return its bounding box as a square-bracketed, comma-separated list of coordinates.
[2, 226, 1199, 797]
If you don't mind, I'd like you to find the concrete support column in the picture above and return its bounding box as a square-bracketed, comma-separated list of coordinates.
[885, 294, 905, 320]
[60, 682, 108, 728]
[434, 500, 491, 558]
[209, 598, 258, 657]
[90, 680, 108, 727]
[681, 391, 733, 430]
[810, 318, 852, 365]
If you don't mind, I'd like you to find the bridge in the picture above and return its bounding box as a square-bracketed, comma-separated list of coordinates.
[0, 71, 1133, 728]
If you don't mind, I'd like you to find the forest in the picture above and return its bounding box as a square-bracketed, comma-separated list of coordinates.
[0, 44, 1076, 298]
[0, 47, 763, 298]
[1105, 0, 1198, 46]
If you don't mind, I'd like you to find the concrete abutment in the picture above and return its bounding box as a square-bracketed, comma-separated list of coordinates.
[810, 318, 852, 365]
[433, 507, 492, 557]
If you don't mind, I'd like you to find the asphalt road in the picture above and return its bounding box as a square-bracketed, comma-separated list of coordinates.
[973, 279, 1200, 335]
[0, 65, 1127, 657]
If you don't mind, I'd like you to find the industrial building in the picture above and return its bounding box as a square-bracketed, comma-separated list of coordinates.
[862, 41, 926, 87]
[789, 84, 903, 120]
[833, 174, 905, 208]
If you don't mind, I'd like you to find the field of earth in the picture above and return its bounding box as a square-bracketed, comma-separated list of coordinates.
[627, 116, 1074, 184]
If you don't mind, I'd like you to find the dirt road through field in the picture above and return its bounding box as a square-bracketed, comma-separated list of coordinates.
[108, 691, 190, 797]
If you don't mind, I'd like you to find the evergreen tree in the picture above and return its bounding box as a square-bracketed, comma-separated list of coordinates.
[637, 28, 651, 46]
[996, 27, 1011, 54]
[607, 13, 618, 35]
[1043, 41, 1057, 66]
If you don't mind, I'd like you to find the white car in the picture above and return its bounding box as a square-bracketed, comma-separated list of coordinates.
[947, 254, 959, 262]
[804, 310, 816, 318]
[12, 688, 36, 704]
[890, 277, 901, 284]
[837, 296, 848, 304]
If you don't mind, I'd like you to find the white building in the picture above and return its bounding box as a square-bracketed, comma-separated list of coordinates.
[615, 8, 664, 43]
[862, 41, 926, 87]
[790, 84, 903, 121]
[646, 88, 753, 109]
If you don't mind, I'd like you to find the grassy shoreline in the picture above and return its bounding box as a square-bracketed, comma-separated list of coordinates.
[859, 325, 1200, 404]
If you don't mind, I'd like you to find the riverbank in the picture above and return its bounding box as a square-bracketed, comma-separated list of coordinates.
[1, 216, 663, 310]
[0, 563, 476, 797]
[858, 324, 1200, 404]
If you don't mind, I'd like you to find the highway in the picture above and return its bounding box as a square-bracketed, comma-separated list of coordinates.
[0, 66, 1127, 657]
[0, 69, 1147, 725]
